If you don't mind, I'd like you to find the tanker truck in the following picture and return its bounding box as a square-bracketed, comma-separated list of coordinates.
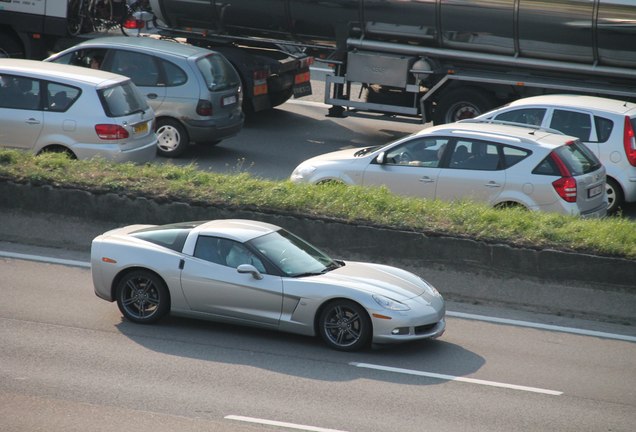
[147, 0, 636, 124]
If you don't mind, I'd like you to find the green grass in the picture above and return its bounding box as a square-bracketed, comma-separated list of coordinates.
[1, 149, 635, 259]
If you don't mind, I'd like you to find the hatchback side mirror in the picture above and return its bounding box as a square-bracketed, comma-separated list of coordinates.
[237, 264, 263, 280]
[376, 151, 386, 164]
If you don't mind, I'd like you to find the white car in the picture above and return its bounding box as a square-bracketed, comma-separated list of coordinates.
[91, 219, 446, 351]
[291, 121, 608, 217]
[0, 59, 156, 163]
[476, 94, 636, 213]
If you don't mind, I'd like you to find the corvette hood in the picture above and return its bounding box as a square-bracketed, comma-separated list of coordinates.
[307, 261, 431, 301]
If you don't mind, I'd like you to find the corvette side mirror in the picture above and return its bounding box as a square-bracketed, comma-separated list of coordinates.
[237, 264, 263, 280]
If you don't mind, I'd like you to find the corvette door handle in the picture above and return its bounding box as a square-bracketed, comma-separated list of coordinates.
[419, 176, 435, 183]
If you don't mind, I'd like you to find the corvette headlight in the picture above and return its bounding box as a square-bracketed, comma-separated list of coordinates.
[373, 294, 410, 311]
[290, 164, 316, 181]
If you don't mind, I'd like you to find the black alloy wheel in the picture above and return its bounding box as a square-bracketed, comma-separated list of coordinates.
[318, 300, 371, 351]
[116, 270, 169, 324]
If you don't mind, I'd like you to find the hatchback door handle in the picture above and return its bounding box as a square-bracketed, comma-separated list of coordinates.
[419, 176, 435, 183]
[147, 93, 158, 99]
[485, 181, 501, 188]
[25, 118, 41, 125]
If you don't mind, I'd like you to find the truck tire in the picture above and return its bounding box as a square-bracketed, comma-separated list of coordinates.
[433, 87, 497, 125]
[0, 32, 25, 58]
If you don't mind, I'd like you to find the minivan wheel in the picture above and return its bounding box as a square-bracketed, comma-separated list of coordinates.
[156, 118, 189, 158]
[606, 178, 623, 214]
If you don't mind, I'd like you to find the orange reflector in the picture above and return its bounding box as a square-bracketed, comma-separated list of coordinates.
[101, 257, 117, 264]
[253, 83, 268, 96]
[372, 313, 392, 320]
[516, 82, 526, 86]
[295, 71, 311, 84]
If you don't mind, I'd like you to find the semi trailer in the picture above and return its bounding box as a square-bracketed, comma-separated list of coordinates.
[147, 0, 636, 124]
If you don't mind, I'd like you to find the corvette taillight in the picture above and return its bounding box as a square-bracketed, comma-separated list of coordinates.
[623, 116, 636, 167]
[95, 124, 129, 140]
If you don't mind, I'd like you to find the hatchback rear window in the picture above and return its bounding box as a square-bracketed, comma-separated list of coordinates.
[534, 141, 601, 176]
[98, 82, 149, 117]
[196, 54, 240, 91]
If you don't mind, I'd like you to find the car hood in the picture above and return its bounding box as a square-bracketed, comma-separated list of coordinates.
[303, 147, 375, 164]
[300, 261, 434, 301]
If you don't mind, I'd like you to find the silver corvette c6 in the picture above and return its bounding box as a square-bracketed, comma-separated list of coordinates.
[91, 219, 446, 351]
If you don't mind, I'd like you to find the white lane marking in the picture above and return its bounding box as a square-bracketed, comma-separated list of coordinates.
[447, 311, 636, 343]
[0, 251, 90, 269]
[225, 415, 348, 432]
[2, 250, 634, 343]
[350, 362, 563, 396]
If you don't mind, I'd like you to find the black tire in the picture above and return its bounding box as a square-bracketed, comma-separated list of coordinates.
[0, 32, 25, 58]
[116, 270, 169, 324]
[606, 177, 624, 215]
[318, 300, 371, 351]
[433, 87, 497, 125]
[156, 118, 189, 158]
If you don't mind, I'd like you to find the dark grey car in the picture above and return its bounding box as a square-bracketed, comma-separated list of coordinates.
[46, 36, 244, 157]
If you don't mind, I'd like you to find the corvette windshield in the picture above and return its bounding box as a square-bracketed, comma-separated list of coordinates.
[249, 229, 338, 277]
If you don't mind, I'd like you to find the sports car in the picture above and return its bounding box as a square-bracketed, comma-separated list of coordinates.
[91, 219, 446, 351]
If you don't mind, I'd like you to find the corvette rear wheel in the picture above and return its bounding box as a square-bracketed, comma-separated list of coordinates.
[318, 300, 371, 351]
[116, 270, 169, 324]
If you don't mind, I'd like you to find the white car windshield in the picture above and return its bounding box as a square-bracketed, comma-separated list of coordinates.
[249, 230, 340, 277]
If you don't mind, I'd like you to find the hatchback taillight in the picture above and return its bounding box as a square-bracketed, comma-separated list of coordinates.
[95, 124, 129, 140]
[552, 177, 577, 202]
[623, 116, 636, 167]
[550, 151, 577, 202]
[196, 99, 213, 116]
[122, 18, 144, 30]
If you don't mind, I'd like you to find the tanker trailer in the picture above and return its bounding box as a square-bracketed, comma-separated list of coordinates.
[148, 0, 636, 124]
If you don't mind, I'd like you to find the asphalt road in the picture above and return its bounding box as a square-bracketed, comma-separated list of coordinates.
[2, 257, 635, 432]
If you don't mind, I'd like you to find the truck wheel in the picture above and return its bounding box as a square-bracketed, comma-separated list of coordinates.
[0, 33, 24, 58]
[433, 87, 496, 125]
[156, 118, 189, 158]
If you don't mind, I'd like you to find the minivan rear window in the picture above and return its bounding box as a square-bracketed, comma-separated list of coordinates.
[196, 54, 240, 91]
[98, 81, 149, 117]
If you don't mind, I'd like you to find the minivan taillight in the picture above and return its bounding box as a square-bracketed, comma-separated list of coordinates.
[196, 99, 213, 116]
[95, 124, 129, 140]
[550, 151, 577, 202]
[623, 116, 636, 167]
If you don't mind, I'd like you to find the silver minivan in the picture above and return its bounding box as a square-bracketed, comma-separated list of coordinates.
[0, 59, 157, 163]
[46, 36, 244, 158]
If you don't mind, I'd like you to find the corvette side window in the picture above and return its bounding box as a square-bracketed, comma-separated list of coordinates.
[194, 236, 225, 265]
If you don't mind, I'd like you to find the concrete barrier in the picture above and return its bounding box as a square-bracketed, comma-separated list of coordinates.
[1, 180, 635, 291]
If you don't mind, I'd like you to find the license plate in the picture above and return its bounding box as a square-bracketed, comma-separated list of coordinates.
[223, 95, 237, 106]
[293, 81, 312, 98]
[133, 122, 148, 134]
[588, 184, 603, 198]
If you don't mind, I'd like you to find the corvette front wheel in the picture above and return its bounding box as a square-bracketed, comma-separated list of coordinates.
[318, 300, 371, 351]
[116, 270, 169, 324]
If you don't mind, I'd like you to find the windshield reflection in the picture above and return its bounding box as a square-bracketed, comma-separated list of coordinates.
[249, 229, 339, 277]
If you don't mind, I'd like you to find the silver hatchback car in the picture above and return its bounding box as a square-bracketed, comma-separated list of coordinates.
[477, 95, 636, 214]
[0, 59, 156, 163]
[46, 36, 244, 158]
[291, 122, 608, 217]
